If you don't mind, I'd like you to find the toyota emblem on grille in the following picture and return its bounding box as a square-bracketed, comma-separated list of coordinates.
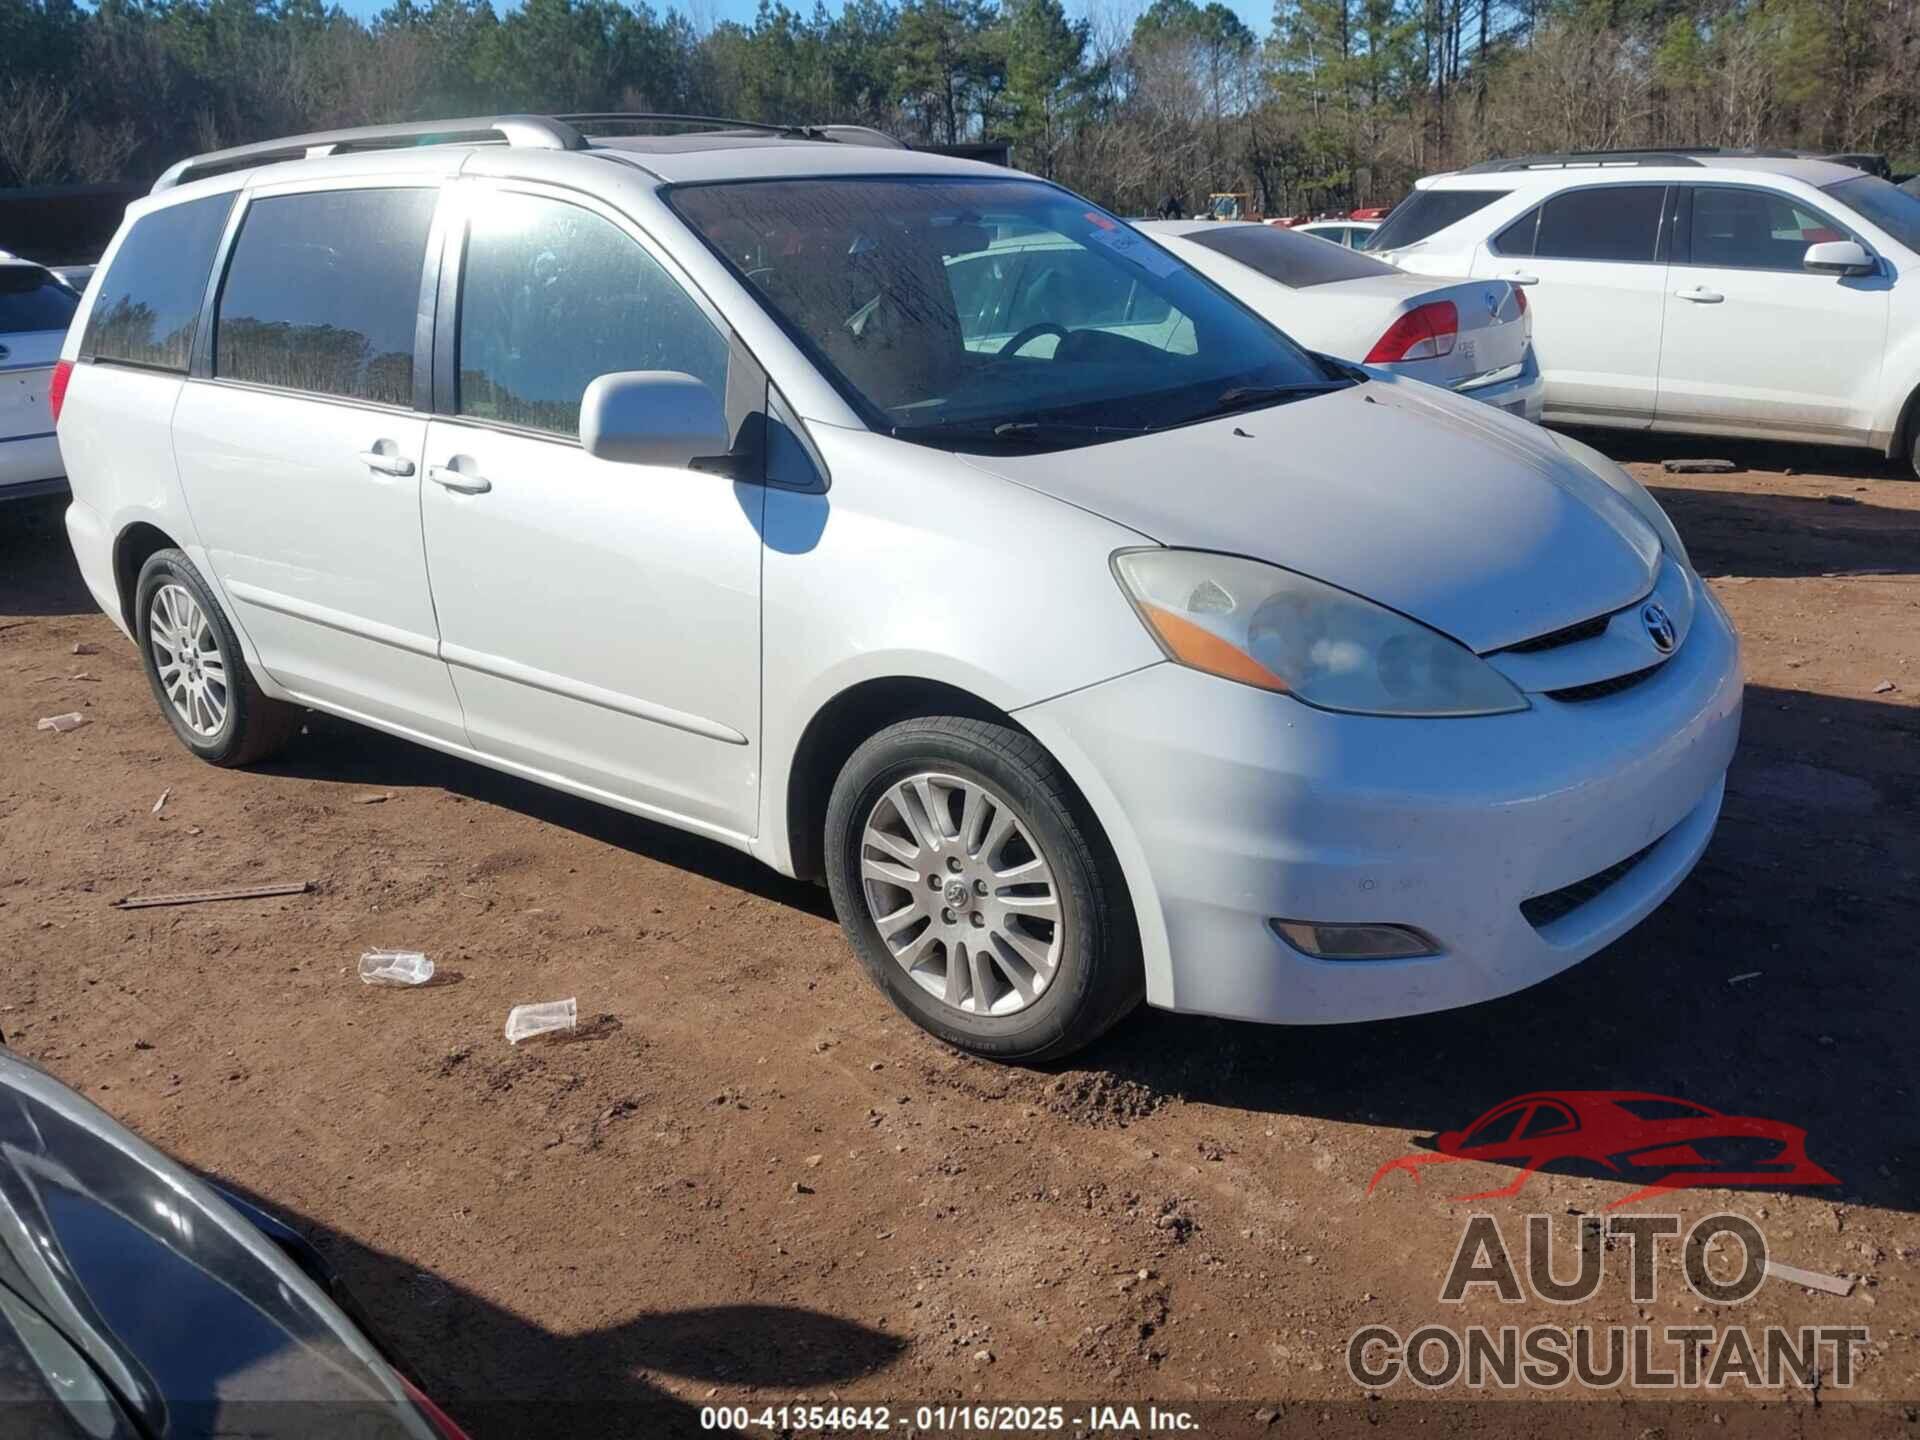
[1641, 601, 1677, 654]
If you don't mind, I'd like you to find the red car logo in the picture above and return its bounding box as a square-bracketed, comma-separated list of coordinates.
[1367, 1091, 1839, 1210]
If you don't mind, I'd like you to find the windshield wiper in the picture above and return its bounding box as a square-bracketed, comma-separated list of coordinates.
[897, 417, 1155, 445]
[1210, 380, 1355, 414]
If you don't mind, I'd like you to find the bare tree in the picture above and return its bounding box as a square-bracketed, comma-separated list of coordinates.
[0, 81, 75, 185]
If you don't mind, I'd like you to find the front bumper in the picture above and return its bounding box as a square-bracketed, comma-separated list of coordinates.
[1019, 585, 1741, 1024]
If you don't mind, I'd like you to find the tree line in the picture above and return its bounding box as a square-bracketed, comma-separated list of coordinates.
[3, 0, 1915, 218]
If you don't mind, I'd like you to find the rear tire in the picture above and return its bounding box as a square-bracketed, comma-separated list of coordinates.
[135, 549, 298, 766]
[1909, 423, 1919, 481]
[824, 716, 1142, 1063]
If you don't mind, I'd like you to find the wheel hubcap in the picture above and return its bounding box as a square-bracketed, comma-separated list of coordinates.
[148, 583, 229, 738]
[859, 772, 1063, 1017]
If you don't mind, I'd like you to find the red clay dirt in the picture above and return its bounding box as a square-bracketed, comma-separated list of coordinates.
[2, 433, 1916, 1435]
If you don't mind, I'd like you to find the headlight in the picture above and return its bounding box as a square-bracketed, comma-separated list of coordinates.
[1112, 549, 1528, 717]
[1547, 430, 1692, 572]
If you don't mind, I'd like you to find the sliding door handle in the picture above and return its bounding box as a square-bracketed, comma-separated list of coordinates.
[429, 465, 491, 495]
[1675, 286, 1724, 303]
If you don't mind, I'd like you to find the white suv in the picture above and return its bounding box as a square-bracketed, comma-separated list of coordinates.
[1370, 150, 1920, 476]
[54, 115, 1741, 1060]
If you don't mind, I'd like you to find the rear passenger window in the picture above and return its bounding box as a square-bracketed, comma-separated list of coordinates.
[1531, 186, 1665, 263]
[215, 188, 435, 406]
[456, 192, 729, 439]
[83, 192, 234, 371]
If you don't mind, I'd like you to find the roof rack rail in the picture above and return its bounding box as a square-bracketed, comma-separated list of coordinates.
[1459, 146, 1803, 174]
[556, 112, 819, 138]
[557, 114, 908, 148]
[151, 113, 587, 193]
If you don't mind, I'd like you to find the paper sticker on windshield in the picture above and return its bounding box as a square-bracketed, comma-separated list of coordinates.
[1083, 221, 1183, 277]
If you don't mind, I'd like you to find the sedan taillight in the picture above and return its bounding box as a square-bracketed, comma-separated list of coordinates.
[1511, 286, 1527, 315]
[1364, 301, 1458, 363]
[49, 359, 73, 424]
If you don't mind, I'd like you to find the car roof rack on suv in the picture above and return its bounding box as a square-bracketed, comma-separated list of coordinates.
[1458, 147, 1800, 173]
[152, 114, 588, 192]
[151, 111, 909, 193]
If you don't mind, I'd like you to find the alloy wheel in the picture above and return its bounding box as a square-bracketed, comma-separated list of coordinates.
[858, 772, 1063, 1016]
[148, 582, 229, 738]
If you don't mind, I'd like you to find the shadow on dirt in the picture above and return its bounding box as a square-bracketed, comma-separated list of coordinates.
[199, 1175, 905, 1440]
[257, 710, 838, 923]
[0, 494, 96, 618]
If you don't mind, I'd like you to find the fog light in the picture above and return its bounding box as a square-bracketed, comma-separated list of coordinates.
[1268, 919, 1440, 960]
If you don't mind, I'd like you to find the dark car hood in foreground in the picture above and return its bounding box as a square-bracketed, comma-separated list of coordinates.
[0, 1048, 432, 1438]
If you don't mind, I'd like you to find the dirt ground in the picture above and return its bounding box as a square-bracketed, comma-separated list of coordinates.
[2, 431, 1917, 1437]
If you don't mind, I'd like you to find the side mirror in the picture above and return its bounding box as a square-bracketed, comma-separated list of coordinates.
[1804, 239, 1874, 276]
[580, 371, 730, 468]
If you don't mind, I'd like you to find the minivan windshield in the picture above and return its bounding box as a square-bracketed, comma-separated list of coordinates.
[670, 176, 1342, 449]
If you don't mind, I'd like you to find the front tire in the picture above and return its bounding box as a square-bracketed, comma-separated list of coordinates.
[135, 549, 298, 766]
[824, 716, 1142, 1063]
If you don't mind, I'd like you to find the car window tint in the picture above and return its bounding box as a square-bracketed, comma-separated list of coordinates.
[1827, 174, 1920, 252]
[83, 192, 234, 371]
[1691, 187, 1849, 270]
[215, 188, 435, 405]
[1184, 223, 1398, 288]
[1368, 189, 1505, 251]
[1465, 1109, 1525, 1146]
[1519, 1104, 1573, 1139]
[0, 266, 78, 332]
[458, 192, 729, 439]
[1614, 1098, 1714, 1121]
[1491, 206, 1541, 257]
[1534, 186, 1664, 263]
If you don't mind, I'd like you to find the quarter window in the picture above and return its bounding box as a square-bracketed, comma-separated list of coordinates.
[83, 192, 234, 371]
[457, 192, 729, 439]
[1689, 187, 1852, 271]
[1526, 186, 1665, 263]
[215, 188, 436, 405]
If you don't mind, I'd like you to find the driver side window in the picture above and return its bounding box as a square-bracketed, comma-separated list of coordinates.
[457, 192, 729, 439]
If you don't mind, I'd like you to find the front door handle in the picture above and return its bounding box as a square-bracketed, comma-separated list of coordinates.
[429, 464, 492, 495]
[357, 449, 415, 477]
[1675, 286, 1724, 303]
[1504, 271, 1539, 286]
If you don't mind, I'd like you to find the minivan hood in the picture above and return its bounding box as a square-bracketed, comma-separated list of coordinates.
[959, 377, 1659, 653]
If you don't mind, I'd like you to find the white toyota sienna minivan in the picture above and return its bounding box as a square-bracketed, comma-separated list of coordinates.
[53, 115, 1743, 1061]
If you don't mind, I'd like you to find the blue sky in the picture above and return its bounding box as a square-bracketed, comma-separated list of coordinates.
[332, 0, 1277, 48]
